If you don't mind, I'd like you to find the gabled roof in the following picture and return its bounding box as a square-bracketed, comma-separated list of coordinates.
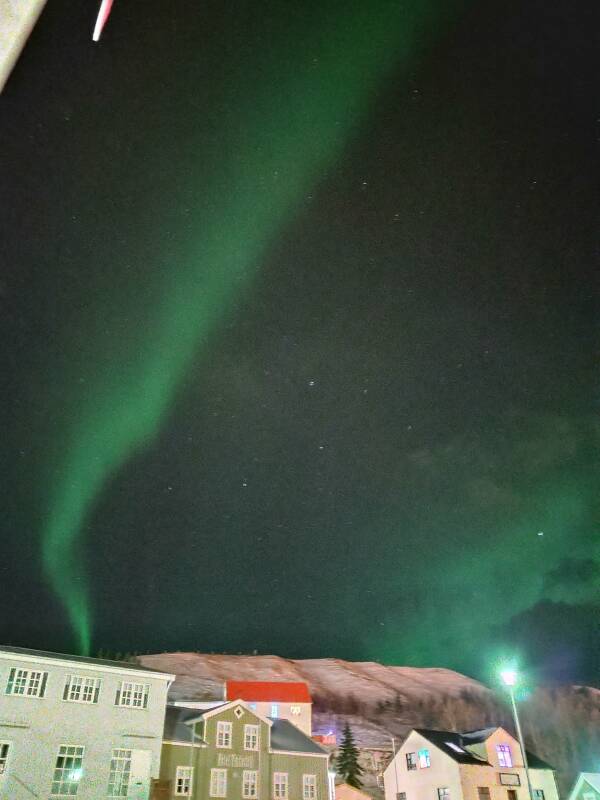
[412, 728, 555, 771]
[414, 729, 490, 765]
[569, 773, 600, 800]
[226, 680, 312, 703]
[270, 718, 327, 755]
[0, 645, 174, 679]
[184, 699, 273, 727]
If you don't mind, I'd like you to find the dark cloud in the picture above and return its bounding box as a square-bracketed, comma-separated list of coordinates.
[544, 558, 600, 592]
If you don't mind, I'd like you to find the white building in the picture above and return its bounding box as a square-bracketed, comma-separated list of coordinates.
[0, 645, 174, 799]
[567, 774, 600, 800]
[383, 727, 559, 800]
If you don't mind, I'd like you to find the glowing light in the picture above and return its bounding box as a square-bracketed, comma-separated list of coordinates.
[500, 669, 518, 687]
[92, 0, 114, 42]
[42, 1, 461, 654]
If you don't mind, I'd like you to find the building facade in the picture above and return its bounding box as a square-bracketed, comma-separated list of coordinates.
[225, 681, 313, 737]
[0, 645, 174, 800]
[567, 774, 600, 800]
[157, 699, 329, 800]
[383, 728, 559, 800]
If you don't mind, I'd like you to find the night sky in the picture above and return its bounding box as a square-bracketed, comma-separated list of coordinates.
[1, 0, 598, 685]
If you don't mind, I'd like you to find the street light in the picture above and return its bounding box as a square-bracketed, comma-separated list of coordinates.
[500, 668, 535, 800]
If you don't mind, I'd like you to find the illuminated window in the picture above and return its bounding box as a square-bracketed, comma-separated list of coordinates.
[63, 675, 101, 704]
[406, 753, 417, 771]
[437, 789, 450, 800]
[210, 768, 227, 797]
[243, 770, 258, 798]
[244, 724, 259, 750]
[497, 745, 512, 768]
[108, 749, 131, 797]
[418, 749, 430, 769]
[0, 743, 10, 776]
[291, 705, 302, 715]
[478, 789, 491, 800]
[249, 703, 257, 711]
[274, 772, 289, 798]
[271, 704, 279, 718]
[115, 681, 149, 708]
[50, 745, 84, 796]
[303, 774, 317, 800]
[217, 721, 233, 748]
[175, 766, 193, 796]
[5, 668, 47, 698]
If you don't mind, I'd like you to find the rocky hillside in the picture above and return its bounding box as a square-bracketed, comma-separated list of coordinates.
[138, 653, 600, 796]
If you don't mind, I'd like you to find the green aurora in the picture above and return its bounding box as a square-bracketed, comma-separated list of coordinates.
[41, 1, 461, 654]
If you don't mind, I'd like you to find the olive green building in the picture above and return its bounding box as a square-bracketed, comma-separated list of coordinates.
[157, 699, 330, 800]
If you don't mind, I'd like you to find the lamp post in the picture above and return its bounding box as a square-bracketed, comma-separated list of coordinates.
[500, 670, 535, 800]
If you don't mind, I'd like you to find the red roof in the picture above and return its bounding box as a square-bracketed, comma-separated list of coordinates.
[225, 680, 312, 703]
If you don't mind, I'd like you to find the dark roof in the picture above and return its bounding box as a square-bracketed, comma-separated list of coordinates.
[414, 729, 489, 765]
[414, 728, 554, 771]
[0, 645, 172, 675]
[526, 752, 554, 770]
[163, 706, 207, 745]
[270, 719, 327, 755]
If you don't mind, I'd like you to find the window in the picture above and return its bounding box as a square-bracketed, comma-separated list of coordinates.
[115, 681, 149, 708]
[244, 724, 259, 750]
[274, 772, 288, 799]
[497, 745, 513, 768]
[437, 789, 450, 800]
[249, 703, 257, 711]
[5, 668, 48, 698]
[303, 774, 317, 800]
[507, 790, 518, 800]
[210, 768, 227, 797]
[217, 720, 232, 748]
[63, 675, 101, 704]
[175, 766, 194, 796]
[271, 704, 279, 718]
[406, 753, 417, 771]
[478, 789, 491, 800]
[397, 794, 406, 800]
[50, 745, 84, 796]
[0, 743, 9, 776]
[418, 749, 430, 769]
[243, 770, 258, 798]
[291, 705, 302, 716]
[107, 749, 131, 797]
[533, 792, 545, 800]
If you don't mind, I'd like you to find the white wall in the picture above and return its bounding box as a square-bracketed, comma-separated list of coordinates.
[383, 732, 462, 800]
[0, 652, 171, 800]
[248, 701, 312, 736]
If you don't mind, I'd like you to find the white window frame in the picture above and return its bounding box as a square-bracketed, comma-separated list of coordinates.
[0, 742, 10, 778]
[115, 681, 149, 709]
[406, 752, 417, 771]
[244, 724, 259, 751]
[63, 674, 101, 704]
[107, 748, 132, 797]
[216, 720, 233, 748]
[210, 768, 227, 797]
[303, 774, 317, 800]
[274, 772, 288, 799]
[175, 766, 194, 796]
[290, 705, 302, 716]
[270, 704, 279, 718]
[437, 788, 450, 800]
[50, 744, 85, 796]
[243, 770, 258, 799]
[5, 667, 48, 698]
[497, 745, 513, 768]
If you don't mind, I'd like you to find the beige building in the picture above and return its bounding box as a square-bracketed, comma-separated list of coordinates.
[0, 645, 174, 799]
[336, 783, 375, 800]
[383, 727, 559, 800]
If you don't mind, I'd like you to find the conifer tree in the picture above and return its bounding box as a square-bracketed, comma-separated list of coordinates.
[335, 723, 363, 789]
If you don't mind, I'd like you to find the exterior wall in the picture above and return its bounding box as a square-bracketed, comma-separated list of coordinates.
[249, 701, 312, 737]
[160, 703, 328, 800]
[383, 732, 462, 800]
[570, 777, 600, 800]
[0, 651, 171, 800]
[336, 783, 374, 800]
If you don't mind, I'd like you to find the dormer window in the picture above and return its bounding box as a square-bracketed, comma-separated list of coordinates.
[497, 745, 513, 768]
